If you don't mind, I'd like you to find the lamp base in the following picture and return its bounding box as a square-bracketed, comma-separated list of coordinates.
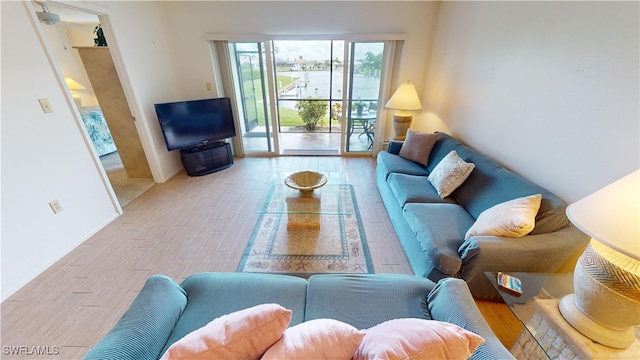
[392, 114, 412, 140]
[559, 294, 636, 349]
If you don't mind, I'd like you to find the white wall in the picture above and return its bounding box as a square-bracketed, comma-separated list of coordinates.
[0, 0, 184, 301]
[0, 1, 118, 301]
[418, 1, 639, 202]
[161, 1, 439, 140]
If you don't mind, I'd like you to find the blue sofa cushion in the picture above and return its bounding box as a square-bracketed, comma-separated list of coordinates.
[528, 202, 569, 234]
[429, 133, 569, 234]
[455, 148, 569, 232]
[377, 151, 429, 180]
[305, 274, 434, 330]
[83, 275, 187, 360]
[404, 203, 475, 275]
[160, 273, 308, 355]
[426, 133, 464, 173]
[387, 173, 455, 208]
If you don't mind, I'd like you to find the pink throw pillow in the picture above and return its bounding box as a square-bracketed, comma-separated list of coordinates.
[353, 318, 485, 360]
[261, 318, 365, 360]
[160, 303, 292, 360]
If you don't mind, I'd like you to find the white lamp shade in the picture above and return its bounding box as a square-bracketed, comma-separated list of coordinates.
[65, 77, 86, 91]
[385, 81, 422, 111]
[566, 170, 640, 260]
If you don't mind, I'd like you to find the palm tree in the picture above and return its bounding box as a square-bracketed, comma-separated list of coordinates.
[360, 52, 382, 77]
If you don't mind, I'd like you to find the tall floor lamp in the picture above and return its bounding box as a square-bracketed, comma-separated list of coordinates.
[560, 169, 640, 348]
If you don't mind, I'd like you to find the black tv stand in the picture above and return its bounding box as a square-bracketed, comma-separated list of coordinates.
[180, 141, 233, 176]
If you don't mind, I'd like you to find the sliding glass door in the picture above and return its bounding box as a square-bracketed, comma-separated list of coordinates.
[224, 39, 389, 155]
[272, 40, 343, 154]
[345, 42, 384, 152]
[229, 43, 274, 153]
[236, 52, 259, 132]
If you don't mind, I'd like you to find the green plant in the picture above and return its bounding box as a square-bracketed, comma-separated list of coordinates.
[94, 24, 107, 46]
[354, 98, 366, 115]
[295, 97, 328, 131]
[330, 102, 343, 125]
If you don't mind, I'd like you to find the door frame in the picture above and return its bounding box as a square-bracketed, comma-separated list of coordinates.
[27, 1, 160, 214]
[219, 37, 401, 157]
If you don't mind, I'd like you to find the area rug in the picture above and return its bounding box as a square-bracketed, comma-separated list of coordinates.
[237, 183, 374, 276]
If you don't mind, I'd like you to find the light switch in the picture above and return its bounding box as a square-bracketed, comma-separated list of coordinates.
[49, 199, 63, 214]
[38, 98, 53, 113]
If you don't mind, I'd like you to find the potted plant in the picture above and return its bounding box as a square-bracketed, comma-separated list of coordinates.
[94, 24, 107, 46]
[354, 98, 366, 115]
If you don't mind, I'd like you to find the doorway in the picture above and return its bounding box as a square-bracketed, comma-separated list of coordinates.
[36, 3, 154, 207]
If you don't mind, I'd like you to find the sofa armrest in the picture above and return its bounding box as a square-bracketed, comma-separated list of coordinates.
[458, 225, 589, 299]
[83, 275, 187, 360]
[428, 278, 515, 360]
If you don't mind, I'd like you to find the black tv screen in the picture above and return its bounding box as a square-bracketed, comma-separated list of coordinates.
[154, 97, 236, 151]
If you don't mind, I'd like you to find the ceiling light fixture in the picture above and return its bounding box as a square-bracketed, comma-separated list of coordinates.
[35, 1, 61, 25]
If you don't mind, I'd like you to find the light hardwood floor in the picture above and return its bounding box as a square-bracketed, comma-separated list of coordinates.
[1, 156, 518, 359]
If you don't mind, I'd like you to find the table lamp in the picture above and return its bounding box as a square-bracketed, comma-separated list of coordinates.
[64, 77, 85, 107]
[559, 169, 640, 348]
[385, 81, 422, 140]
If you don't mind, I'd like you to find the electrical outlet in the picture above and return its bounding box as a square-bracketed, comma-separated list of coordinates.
[38, 98, 54, 113]
[49, 200, 63, 214]
[206, 82, 212, 91]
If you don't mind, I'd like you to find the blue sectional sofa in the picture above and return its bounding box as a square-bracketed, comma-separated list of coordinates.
[84, 272, 514, 360]
[376, 132, 589, 300]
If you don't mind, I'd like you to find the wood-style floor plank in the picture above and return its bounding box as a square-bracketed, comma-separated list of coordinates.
[1, 156, 518, 359]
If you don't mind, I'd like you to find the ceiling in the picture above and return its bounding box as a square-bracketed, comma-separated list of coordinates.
[44, 2, 100, 25]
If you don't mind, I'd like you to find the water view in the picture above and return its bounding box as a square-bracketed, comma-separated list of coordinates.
[278, 70, 381, 102]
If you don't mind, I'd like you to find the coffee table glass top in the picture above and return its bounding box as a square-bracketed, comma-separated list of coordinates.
[485, 272, 640, 359]
[255, 172, 351, 215]
[486, 272, 574, 359]
[485, 272, 574, 306]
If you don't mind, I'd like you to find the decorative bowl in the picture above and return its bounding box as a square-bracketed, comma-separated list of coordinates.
[284, 171, 328, 193]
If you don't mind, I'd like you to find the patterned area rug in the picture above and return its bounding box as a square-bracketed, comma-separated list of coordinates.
[237, 183, 374, 276]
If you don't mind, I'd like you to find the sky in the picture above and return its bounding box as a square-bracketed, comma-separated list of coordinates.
[273, 40, 384, 62]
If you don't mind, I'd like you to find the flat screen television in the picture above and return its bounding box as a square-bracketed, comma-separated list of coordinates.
[154, 97, 236, 151]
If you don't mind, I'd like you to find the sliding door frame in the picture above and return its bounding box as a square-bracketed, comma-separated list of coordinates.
[207, 33, 407, 156]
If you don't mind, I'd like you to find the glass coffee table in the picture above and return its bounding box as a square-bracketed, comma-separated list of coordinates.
[485, 272, 640, 359]
[256, 172, 352, 230]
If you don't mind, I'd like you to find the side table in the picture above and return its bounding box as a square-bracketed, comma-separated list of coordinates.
[486, 272, 640, 360]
